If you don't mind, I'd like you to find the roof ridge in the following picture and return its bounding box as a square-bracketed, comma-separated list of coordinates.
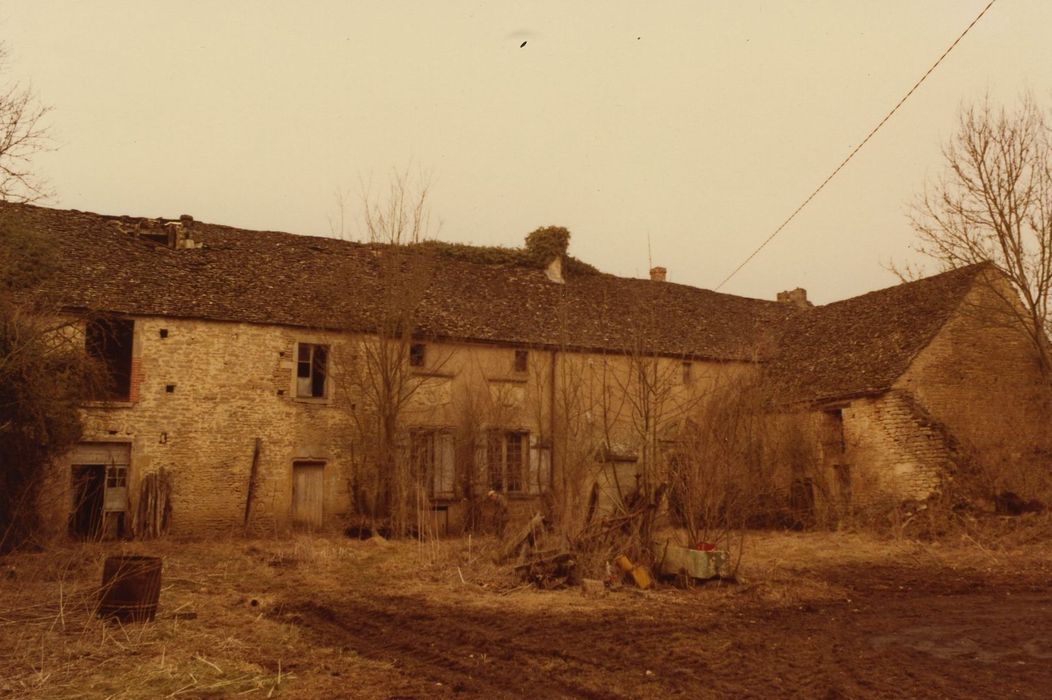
[811, 262, 990, 311]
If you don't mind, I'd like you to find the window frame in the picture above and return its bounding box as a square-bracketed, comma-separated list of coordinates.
[487, 429, 528, 494]
[513, 349, 529, 373]
[409, 428, 455, 499]
[295, 342, 329, 399]
[85, 317, 135, 401]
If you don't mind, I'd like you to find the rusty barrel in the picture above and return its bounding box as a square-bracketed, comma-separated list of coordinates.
[99, 555, 162, 622]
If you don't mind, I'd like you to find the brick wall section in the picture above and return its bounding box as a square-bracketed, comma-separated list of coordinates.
[128, 357, 143, 402]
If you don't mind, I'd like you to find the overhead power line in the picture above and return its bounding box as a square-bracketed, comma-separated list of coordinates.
[714, 0, 998, 291]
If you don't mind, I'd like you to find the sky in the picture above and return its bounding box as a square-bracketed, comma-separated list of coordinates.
[2, 1, 1050, 303]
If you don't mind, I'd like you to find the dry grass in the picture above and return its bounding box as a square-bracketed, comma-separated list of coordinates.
[2, 523, 1051, 698]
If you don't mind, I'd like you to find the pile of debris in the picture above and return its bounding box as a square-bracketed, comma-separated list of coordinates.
[495, 485, 729, 593]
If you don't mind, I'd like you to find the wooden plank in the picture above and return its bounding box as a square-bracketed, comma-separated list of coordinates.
[243, 438, 262, 529]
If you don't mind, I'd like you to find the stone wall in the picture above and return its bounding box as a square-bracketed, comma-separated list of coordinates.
[838, 392, 954, 506]
[896, 274, 1052, 498]
[44, 314, 739, 540]
[46, 317, 357, 538]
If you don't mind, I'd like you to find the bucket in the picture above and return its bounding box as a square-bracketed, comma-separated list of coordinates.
[99, 555, 163, 622]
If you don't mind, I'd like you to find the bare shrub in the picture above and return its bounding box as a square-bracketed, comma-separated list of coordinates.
[667, 374, 828, 566]
[334, 170, 453, 538]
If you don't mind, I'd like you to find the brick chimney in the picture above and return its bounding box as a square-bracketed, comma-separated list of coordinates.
[649, 266, 667, 282]
[777, 287, 811, 309]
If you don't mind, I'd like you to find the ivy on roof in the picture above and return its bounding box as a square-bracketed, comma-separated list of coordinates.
[410, 226, 600, 276]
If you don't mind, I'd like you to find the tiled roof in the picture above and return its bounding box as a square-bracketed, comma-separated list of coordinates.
[3, 202, 988, 386]
[1, 202, 795, 360]
[764, 263, 990, 402]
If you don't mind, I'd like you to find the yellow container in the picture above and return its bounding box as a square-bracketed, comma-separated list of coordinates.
[614, 554, 652, 589]
[630, 565, 652, 590]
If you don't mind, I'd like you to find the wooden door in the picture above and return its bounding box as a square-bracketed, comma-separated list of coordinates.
[291, 462, 324, 528]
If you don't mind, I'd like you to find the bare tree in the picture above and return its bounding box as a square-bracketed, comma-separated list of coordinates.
[330, 166, 438, 244]
[339, 170, 450, 537]
[908, 94, 1052, 375]
[0, 43, 51, 203]
[0, 218, 101, 551]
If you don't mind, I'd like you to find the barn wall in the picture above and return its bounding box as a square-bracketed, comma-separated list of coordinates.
[896, 275, 1052, 498]
[837, 393, 953, 506]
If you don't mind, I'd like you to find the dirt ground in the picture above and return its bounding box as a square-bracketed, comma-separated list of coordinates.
[1, 525, 1051, 699]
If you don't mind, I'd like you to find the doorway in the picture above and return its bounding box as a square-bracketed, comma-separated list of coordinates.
[71, 465, 105, 539]
[70, 443, 130, 539]
[291, 461, 325, 529]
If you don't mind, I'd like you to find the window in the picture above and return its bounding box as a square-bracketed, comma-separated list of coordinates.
[487, 430, 527, 493]
[514, 349, 529, 373]
[296, 343, 328, 398]
[106, 465, 128, 489]
[681, 361, 692, 385]
[409, 343, 426, 368]
[410, 429, 455, 498]
[86, 318, 134, 400]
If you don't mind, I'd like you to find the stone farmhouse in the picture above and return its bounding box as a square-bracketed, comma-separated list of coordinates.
[4, 202, 1049, 539]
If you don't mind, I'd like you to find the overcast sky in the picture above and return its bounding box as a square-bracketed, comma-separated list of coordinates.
[3, 1, 1049, 303]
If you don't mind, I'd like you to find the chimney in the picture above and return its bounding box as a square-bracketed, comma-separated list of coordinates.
[545, 255, 564, 284]
[649, 266, 667, 282]
[777, 287, 812, 309]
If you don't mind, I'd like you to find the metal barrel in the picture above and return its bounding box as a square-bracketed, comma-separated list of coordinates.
[98, 555, 163, 622]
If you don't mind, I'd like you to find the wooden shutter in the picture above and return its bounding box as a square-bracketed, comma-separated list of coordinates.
[434, 432, 455, 498]
[527, 434, 541, 495]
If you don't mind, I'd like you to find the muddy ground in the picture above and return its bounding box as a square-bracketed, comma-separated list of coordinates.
[278, 562, 1052, 699]
[1, 530, 1050, 698]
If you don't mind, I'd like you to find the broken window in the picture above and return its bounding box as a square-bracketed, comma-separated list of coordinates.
[296, 343, 328, 398]
[514, 349, 529, 373]
[86, 318, 134, 400]
[487, 430, 527, 493]
[409, 342, 426, 368]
